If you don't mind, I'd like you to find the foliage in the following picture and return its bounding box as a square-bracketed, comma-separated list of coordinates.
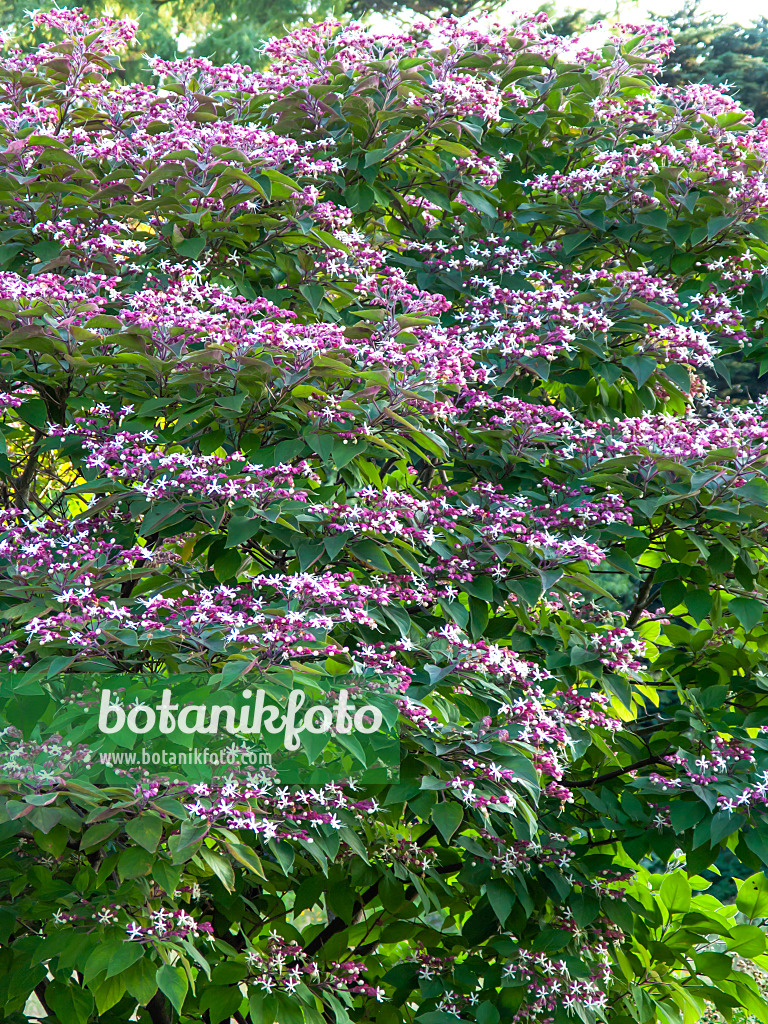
[0, 0, 495, 76]
[0, 0, 341, 74]
[4, 8, 768, 1024]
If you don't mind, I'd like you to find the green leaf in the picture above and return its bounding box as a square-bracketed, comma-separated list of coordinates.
[84, 941, 123, 986]
[693, 951, 731, 981]
[737, 873, 768, 919]
[152, 859, 182, 896]
[80, 821, 120, 851]
[710, 810, 745, 846]
[435, 139, 473, 156]
[738, 478, 768, 505]
[105, 941, 145, 978]
[202, 985, 245, 1024]
[94, 975, 127, 1014]
[45, 981, 94, 1024]
[623, 354, 657, 388]
[174, 234, 207, 258]
[214, 548, 242, 582]
[299, 283, 325, 309]
[274, 989, 306, 1024]
[730, 597, 764, 632]
[224, 841, 267, 879]
[125, 813, 163, 853]
[350, 539, 392, 572]
[118, 846, 154, 880]
[662, 363, 691, 393]
[347, 182, 375, 212]
[659, 871, 691, 915]
[727, 924, 766, 957]
[669, 801, 706, 832]
[249, 989, 277, 1024]
[462, 190, 497, 218]
[561, 231, 590, 255]
[200, 847, 236, 892]
[124, 957, 158, 1005]
[637, 208, 668, 229]
[168, 821, 208, 864]
[486, 880, 514, 924]
[680, 190, 700, 213]
[686, 590, 712, 623]
[216, 391, 247, 412]
[226, 515, 263, 548]
[18, 399, 48, 431]
[707, 214, 734, 238]
[0, 243, 24, 267]
[431, 801, 463, 842]
[156, 964, 188, 1015]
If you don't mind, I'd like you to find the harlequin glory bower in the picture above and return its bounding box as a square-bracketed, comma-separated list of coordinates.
[7, 9, 768, 1024]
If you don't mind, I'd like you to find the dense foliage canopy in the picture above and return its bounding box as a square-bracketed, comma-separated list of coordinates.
[0, 0, 338, 73]
[6, 8, 768, 1024]
[0, 0, 479, 73]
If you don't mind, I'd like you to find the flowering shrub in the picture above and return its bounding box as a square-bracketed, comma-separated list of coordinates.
[5, 8, 768, 1024]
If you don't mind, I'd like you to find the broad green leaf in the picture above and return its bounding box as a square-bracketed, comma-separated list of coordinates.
[156, 964, 188, 1015]
[125, 813, 163, 853]
[737, 873, 768, 919]
[660, 871, 691, 916]
[431, 801, 463, 842]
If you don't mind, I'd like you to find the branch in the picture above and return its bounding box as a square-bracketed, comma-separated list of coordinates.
[305, 825, 438, 955]
[351, 862, 462, 956]
[147, 992, 172, 1024]
[627, 570, 656, 627]
[34, 981, 50, 1016]
[13, 429, 44, 510]
[565, 755, 663, 788]
[304, 877, 382, 956]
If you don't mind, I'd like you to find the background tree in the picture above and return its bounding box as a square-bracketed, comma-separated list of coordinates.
[656, 1, 768, 123]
